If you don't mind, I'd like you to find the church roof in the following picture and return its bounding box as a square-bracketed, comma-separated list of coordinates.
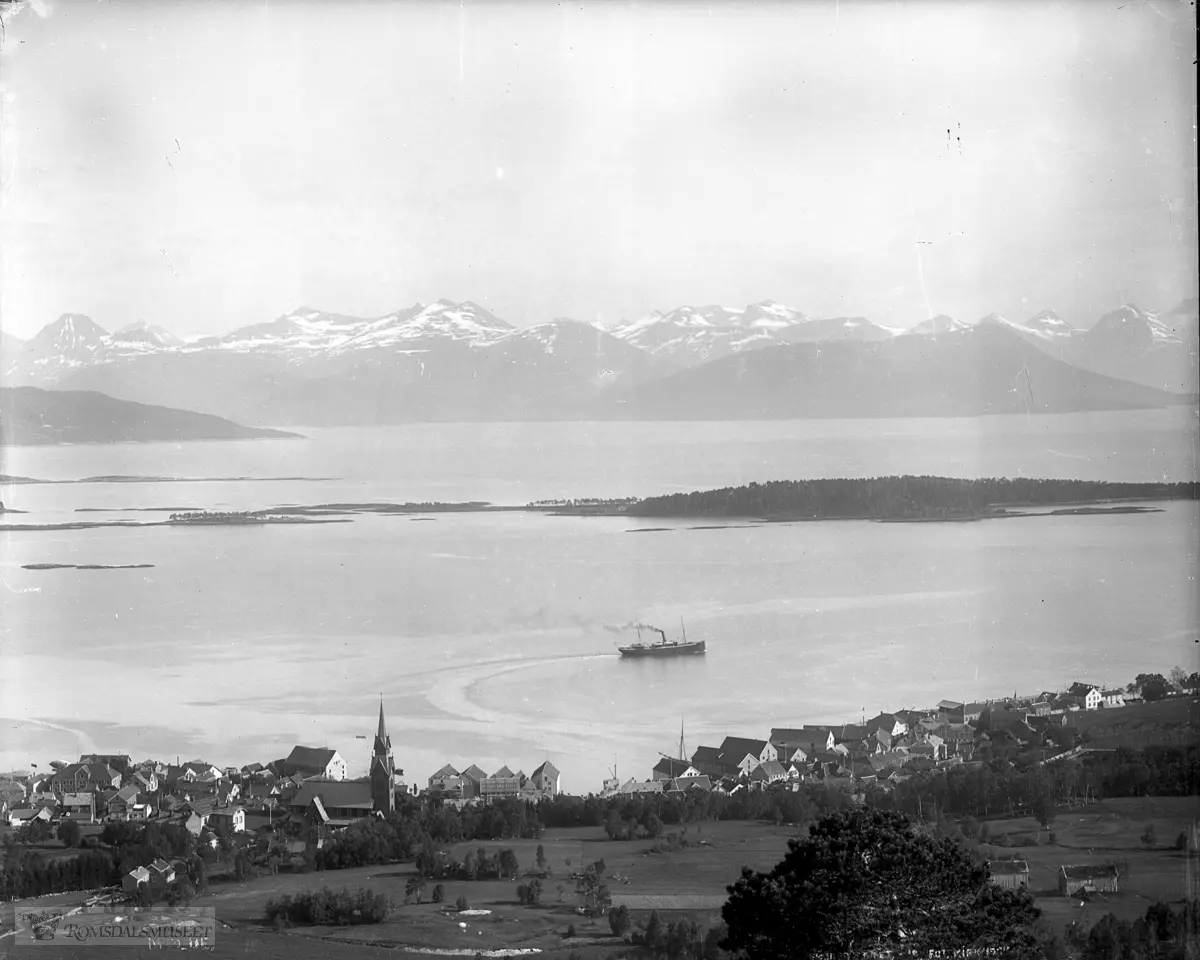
[291, 780, 374, 811]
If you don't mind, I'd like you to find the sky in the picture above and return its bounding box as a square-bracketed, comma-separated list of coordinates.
[0, 0, 1196, 340]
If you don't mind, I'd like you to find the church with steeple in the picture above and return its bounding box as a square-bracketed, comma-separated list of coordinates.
[370, 699, 398, 815]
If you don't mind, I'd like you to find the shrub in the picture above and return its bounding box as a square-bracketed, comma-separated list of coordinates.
[432, 883, 445, 903]
[565, 922, 577, 938]
[517, 878, 543, 905]
[456, 895, 469, 912]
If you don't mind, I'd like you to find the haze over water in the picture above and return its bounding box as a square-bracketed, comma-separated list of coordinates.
[1, 409, 1196, 791]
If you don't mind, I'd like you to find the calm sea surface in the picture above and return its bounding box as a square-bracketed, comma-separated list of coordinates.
[1, 410, 1196, 790]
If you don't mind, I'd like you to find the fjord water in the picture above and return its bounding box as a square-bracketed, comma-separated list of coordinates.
[1, 409, 1196, 790]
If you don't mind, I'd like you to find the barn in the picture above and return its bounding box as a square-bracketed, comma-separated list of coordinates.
[1058, 864, 1119, 897]
[988, 859, 1030, 890]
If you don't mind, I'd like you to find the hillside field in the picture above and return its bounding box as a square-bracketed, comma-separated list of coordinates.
[3, 801, 1195, 957]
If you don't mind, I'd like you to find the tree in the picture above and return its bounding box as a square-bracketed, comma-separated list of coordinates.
[16, 820, 53, 844]
[575, 862, 611, 917]
[535, 844, 548, 874]
[608, 904, 631, 937]
[56, 820, 82, 848]
[1135, 673, 1170, 702]
[1141, 824, 1157, 849]
[165, 881, 195, 907]
[404, 875, 427, 904]
[431, 883, 444, 903]
[498, 848, 519, 880]
[455, 895, 469, 912]
[462, 850, 479, 880]
[1168, 665, 1187, 691]
[233, 851, 251, 882]
[721, 808, 1041, 959]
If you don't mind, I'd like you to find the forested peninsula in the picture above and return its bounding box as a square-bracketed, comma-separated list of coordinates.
[624, 477, 1198, 521]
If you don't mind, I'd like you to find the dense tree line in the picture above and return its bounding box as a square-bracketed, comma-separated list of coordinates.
[1067, 901, 1200, 959]
[306, 795, 541, 872]
[264, 886, 391, 926]
[629, 910, 726, 958]
[537, 781, 852, 830]
[1083, 745, 1200, 798]
[0, 849, 118, 900]
[865, 745, 1197, 825]
[629, 476, 1196, 519]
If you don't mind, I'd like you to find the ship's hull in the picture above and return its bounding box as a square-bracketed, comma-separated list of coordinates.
[618, 641, 706, 658]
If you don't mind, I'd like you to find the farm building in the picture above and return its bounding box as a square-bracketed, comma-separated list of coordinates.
[988, 859, 1030, 890]
[1058, 864, 1119, 897]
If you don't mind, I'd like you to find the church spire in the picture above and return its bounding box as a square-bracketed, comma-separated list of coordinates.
[371, 698, 396, 815]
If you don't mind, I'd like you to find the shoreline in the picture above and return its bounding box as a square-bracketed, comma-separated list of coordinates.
[0, 501, 1177, 533]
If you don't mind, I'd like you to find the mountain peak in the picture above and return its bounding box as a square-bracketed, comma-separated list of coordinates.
[902, 314, 969, 336]
[112, 320, 183, 348]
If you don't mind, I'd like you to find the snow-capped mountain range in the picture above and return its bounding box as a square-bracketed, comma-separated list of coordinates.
[2, 297, 1194, 426]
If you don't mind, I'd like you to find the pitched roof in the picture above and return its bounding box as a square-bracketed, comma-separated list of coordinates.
[290, 780, 374, 811]
[652, 757, 696, 778]
[835, 725, 869, 742]
[619, 778, 664, 794]
[718, 737, 768, 760]
[531, 761, 559, 779]
[491, 766, 515, 779]
[989, 860, 1030, 876]
[431, 763, 459, 779]
[285, 746, 339, 772]
[690, 745, 722, 765]
[754, 760, 787, 778]
[937, 700, 964, 711]
[459, 764, 488, 781]
[1060, 863, 1119, 880]
[666, 775, 711, 792]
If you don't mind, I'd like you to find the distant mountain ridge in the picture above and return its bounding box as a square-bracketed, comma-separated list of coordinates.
[4, 296, 1195, 425]
[606, 322, 1181, 420]
[0, 386, 299, 445]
